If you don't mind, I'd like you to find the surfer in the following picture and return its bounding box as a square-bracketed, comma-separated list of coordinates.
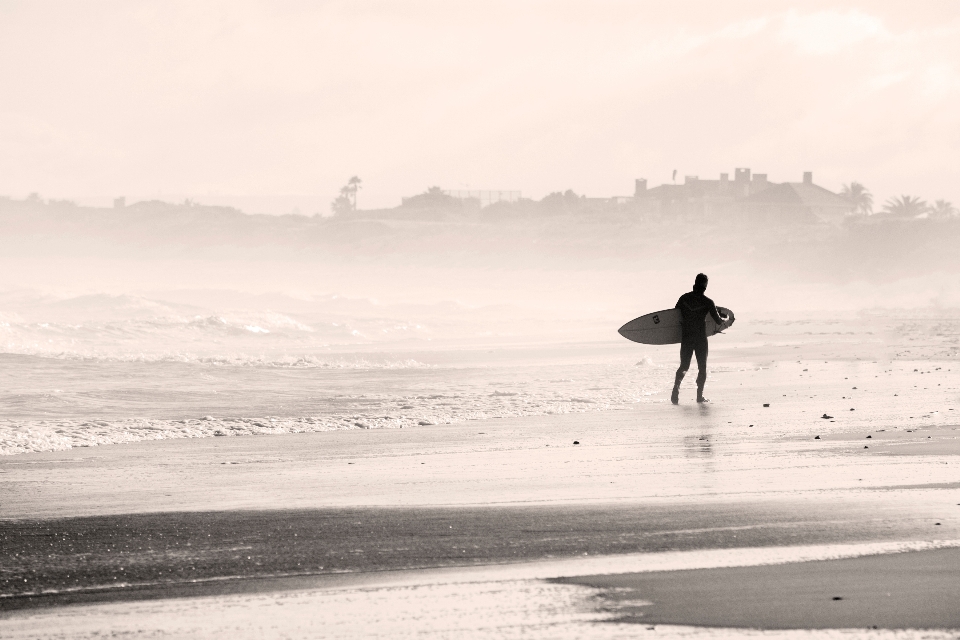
[671, 273, 727, 404]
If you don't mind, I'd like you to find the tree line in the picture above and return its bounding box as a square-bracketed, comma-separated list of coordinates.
[840, 182, 957, 220]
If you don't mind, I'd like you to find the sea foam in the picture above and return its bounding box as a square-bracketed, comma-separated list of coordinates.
[0, 358, 662, 455]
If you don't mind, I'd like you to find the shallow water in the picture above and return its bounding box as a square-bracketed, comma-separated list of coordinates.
[3, 297, 960, 455]
[0, 346, 667, 454]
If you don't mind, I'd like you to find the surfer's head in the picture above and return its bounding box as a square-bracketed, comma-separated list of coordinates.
[694, 273, 708, 292]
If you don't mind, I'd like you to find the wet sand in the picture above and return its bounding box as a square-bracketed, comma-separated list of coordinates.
[1, 350, 959, 636]
[558, 546, 960, 630]
[3, 501, 957, 611]
[3, 358, 959, 519]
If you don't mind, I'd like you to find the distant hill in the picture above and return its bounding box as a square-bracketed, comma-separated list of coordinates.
[2, 196, 959, 282]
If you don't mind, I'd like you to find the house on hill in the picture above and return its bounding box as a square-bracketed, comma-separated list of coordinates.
[632, 169, 852, 224]
[739, 173, 852, 225]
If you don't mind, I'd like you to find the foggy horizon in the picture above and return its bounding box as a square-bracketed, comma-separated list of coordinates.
[2, 1, 959, 211]
[1, 163, 940, 217]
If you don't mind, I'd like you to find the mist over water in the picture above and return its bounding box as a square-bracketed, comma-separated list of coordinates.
[4, 197, 960, 319]
[1, 196, 958, 455]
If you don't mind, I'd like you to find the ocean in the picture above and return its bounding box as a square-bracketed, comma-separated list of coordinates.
[3, 283, 959, 457]
[0, 290, 664, 455]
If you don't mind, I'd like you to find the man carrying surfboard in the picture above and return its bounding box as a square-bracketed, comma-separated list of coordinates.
[672, 273, 727, 404]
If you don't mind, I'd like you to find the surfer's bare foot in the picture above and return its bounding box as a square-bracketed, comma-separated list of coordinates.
[697, 396, 709, 403]
[671, 387, 679, 405]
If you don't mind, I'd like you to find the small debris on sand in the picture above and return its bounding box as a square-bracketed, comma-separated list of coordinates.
[822, 413, 833, 419]
[866, 435, 872, 439]
[573, 440, 580, 445]
[832, 596, 843, 601]
[814, 435, 820, 439]
[763, 403, 770, 407]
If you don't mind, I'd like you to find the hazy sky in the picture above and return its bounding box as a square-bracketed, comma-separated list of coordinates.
[1, 1, 958, 211]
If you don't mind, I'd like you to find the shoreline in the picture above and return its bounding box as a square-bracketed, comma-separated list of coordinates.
[3, 401, 958, 520]
[2, 358, 958, 635]
[558, 546, 960, 630]
[4, 502, 958, 611]
[4, 543, 960, 636]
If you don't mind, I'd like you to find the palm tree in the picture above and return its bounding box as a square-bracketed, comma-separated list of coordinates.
[330, 176, 363, 215]
[347, 176, 362, 210]
[330, 185, 353, 215]
[840, 182, 872, 215]
[881, 195, 929, 219]
[930, 199, 958, 220]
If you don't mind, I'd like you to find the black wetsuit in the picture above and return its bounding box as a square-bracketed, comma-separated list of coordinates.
[674, 289, 724, 388]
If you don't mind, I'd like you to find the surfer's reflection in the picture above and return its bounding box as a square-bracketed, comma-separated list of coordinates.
[683, 433, 714, 459]
[671, 273, 728, 405]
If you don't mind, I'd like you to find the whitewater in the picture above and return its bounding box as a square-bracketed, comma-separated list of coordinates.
[0, 291, 664, 455]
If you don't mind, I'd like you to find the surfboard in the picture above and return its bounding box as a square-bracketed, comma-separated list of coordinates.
[618, 307, 735, 345]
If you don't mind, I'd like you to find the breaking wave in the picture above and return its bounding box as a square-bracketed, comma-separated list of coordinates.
[0, 361, 663, 455]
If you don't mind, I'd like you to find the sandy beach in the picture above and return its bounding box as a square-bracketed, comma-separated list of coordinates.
[559, 546, 960, 630]
[2, 340, 959, 637]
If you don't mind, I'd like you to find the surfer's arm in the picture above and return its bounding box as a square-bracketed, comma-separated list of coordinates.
[708, 302, 725, 324]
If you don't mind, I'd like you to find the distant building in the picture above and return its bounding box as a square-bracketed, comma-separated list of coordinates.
[443, 190, 521, 207]
[631, 169, 852, 224]
[739, 173, 853, 225]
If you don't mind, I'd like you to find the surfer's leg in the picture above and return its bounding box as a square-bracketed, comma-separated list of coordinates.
[695, 340, 708, 402]
[673, 342, 693, 404]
